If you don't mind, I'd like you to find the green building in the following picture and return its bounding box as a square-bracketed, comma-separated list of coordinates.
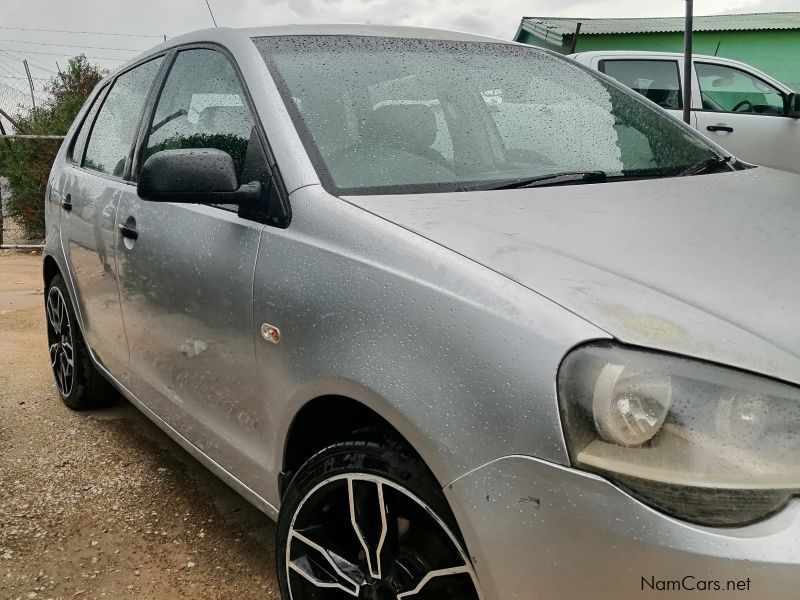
[513, 13, 800, 91]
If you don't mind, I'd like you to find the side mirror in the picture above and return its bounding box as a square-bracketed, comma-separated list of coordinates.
[137, 148, 261, 204]
[785, 93, 800, 119]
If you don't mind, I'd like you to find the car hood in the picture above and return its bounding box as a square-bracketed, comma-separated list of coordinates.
[344, 168, 800, 385]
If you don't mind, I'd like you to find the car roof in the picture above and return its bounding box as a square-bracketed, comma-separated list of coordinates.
[240, 24, 508, 42]
[107, 24, 520, 82]
[136, 25, 510, 60]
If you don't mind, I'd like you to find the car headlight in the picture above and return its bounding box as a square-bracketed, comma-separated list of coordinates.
[558, 343, 800, 526]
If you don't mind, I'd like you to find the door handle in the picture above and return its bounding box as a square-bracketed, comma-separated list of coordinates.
[61, 193, 72, 211]
[707, 125, 734, 133]
[118, 222, 138, 240]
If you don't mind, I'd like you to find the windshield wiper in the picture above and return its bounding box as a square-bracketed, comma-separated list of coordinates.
[679, 155, 733, 176]
[471, 170, 608, 191]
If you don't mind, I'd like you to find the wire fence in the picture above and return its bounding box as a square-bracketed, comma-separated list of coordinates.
[0, 64, 48, 120]
[1, 135, 63, 247]
[0, 59, 45, 246]
[1, 41, 151, 247]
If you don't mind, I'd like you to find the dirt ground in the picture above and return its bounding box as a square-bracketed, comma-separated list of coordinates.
[0, 250, 280, 599]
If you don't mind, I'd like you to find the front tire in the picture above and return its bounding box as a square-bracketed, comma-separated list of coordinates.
[45, 274, 115, 410]
[277, 437, 482, 600]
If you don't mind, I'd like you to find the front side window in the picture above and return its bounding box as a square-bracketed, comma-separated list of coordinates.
[599, 60, 682, 110]
[256, 36, 718, 195]
[696, 63, 785, 115]
[142, 48, 255, 180]
[83, 57, 163, 177]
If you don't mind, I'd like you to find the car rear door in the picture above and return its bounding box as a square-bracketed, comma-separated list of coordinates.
[59, 56, 165, 385]
[692, 60, 799, 173]
[116, 46, 270, 486]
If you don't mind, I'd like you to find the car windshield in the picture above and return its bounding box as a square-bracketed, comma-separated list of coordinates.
[254, 35, 721, 195]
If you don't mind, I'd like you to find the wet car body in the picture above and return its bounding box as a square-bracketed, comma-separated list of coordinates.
[43, 25, 799, 599]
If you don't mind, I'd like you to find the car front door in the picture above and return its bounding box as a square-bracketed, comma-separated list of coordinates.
[59, 56, 164, 385]
[693, 61, 800, 173]
[116, 47, 270, 485]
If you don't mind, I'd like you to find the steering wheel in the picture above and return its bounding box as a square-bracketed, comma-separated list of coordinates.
[731, 99, 753, 113]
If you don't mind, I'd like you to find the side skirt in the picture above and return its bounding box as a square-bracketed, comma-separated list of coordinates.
[91, 354, 280, 521]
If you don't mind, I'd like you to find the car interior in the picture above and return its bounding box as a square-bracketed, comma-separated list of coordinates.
[696, 63, 786, 115]
[286, 69, 639, 190]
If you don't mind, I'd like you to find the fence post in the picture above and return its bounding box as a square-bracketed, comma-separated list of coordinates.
[0, 119, 9, 247]
[0, 108, 25, 133]
[0, 184, 4, 247]
[23, 60, 37, 111]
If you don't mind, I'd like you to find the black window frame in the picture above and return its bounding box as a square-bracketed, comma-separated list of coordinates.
[694, 61, 788, 118]
[77, 53, 168, 183]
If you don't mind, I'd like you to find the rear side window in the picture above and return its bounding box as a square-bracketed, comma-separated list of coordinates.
[141, 49, 255, 181]
[599, 59, 683, 110]
[83, 57, 163, 177]
[69, 87, 108, 164]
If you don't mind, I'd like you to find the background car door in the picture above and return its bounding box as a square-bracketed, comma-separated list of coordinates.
[693, 61, 800, 173]
[59, 57, 164, 384]
[116, 47, 268, 484]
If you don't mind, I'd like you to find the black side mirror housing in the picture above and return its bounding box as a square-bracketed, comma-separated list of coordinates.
[785, 93, 800, 119]
[137, 148, 261, 204]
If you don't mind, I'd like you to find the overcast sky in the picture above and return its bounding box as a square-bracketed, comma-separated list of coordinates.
[0, 0, 796, 93]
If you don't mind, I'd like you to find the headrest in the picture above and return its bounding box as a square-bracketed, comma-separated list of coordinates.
[365, 104, 437, 151]
[197, 105, 252, 137]
[644, 82, 671, 107]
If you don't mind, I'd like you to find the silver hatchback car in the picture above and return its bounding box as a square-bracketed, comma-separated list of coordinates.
[43, 25, 799, 599]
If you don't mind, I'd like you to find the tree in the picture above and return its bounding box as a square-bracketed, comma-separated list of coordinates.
[0, 55, 104, 239]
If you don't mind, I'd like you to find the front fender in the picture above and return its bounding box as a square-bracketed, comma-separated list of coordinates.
[256, 185, 608, 507]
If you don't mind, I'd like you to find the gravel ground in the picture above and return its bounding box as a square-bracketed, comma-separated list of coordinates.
[0, 250, 280, 599]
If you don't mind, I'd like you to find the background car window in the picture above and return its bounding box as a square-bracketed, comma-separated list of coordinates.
[600, 60, 682, 110]
[696, 63, 784, 115]
[479, 75, 655, 173]
[83, 57, 163, 177]
[143, 49, 254, 180]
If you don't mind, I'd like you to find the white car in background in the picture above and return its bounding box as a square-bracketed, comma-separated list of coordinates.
[571, 51, 800, 173]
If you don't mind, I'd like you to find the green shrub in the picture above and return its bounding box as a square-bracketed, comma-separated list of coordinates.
[1, 55, 104, 239]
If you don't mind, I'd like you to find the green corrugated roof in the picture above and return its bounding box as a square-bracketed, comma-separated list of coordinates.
[518, 13, 800, 39]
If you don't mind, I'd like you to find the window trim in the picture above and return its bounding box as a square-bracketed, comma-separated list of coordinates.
[76, 52, 168, 184]
[598, 58, 684, 110]
[694, 61, 788, 118]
